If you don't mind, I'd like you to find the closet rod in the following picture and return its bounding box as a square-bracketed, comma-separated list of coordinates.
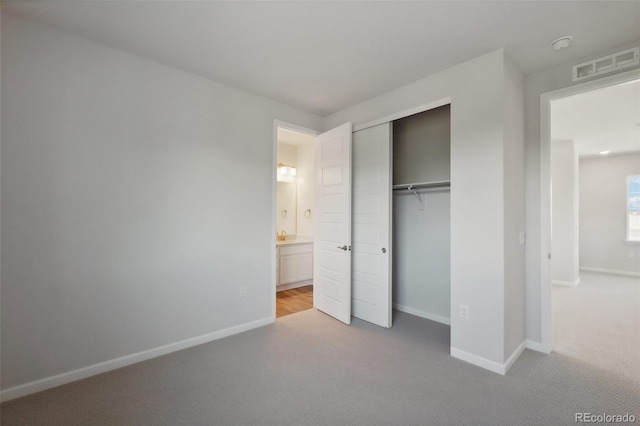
[392, 180, 450, 191]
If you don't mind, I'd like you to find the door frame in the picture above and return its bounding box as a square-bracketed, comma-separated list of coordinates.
[538, 68, 640, 353]
[272, 120, 319, 320]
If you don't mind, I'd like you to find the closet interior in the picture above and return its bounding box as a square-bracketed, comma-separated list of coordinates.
[392, 104, 451, 324]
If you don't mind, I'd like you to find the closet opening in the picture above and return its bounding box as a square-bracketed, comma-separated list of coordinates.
[274, 125, 317, 319]
[391, 104, 452, 332]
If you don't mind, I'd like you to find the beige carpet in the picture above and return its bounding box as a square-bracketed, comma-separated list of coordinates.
[553, 271, 640, 383]
[1, 306, 639, 425]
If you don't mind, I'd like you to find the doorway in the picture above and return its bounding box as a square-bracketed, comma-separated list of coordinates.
[540, 69, 640, 365]
[550, 79, 640, 379]
[274, 122, 318, 319]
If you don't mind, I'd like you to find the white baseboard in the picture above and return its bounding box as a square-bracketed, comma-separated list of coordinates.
[580, 266, 640, 277]
[450, 347, 506, 375]
[552, 278, 580, 287]
[276, 280, 313, 292]
[450, 341, 526, 376]
[0, 316, 274, 402]
[393, 303, 450, 325]
[526, 339, 551, 354]
[504, 341, 527, 373]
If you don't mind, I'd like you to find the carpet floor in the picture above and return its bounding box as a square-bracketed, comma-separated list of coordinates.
[1, 305, 639, 425]
[553, 271, 640, 384]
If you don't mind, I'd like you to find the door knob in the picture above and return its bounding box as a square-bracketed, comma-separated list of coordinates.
[337, 245, 348, 251]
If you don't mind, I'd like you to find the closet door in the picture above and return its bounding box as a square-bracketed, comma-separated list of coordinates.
[351, 123, 392, 328]
[314, 123, 353, 325]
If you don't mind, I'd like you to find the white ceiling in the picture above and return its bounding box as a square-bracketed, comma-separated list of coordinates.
[4, 1, 640, 116]
[551, 80, 640, 157]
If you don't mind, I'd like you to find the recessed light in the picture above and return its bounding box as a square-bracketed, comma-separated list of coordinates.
[551, 36, 573, 50]
[599, 150, 611, 155]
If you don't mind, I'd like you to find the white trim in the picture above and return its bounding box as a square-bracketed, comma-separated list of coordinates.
[526, 339, 550, 354]
[504, 341, 527, 374]
[450, 347, 506, 375]
[276, 280, 313, 292]
[273, 120, 319, 137]
[353, 97, 451, 132]
[393, 303, 451, 325]
[539, 68, 640, 356]
[580, 266, 640, 277]
[0, 317, 274, 402]
[450, 341, 526, 375]
[552, 278, 580, 287]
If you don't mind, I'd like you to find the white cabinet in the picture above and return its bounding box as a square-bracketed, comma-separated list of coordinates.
[277, 242, 313, 290]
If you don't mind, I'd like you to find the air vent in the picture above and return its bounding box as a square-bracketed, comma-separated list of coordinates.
[572, 47, 639, 82]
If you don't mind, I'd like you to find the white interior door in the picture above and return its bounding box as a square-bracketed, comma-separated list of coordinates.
[351, 123, 392, 328]
[314, 122, 353, 325]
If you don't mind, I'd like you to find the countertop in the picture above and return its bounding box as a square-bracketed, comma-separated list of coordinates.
[276, 237, 314, 246]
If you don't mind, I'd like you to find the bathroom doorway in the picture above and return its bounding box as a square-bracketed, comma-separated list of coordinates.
[274, 123, 318, 318]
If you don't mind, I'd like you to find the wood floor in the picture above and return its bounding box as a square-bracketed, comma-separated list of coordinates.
[276, 285, 313, 318]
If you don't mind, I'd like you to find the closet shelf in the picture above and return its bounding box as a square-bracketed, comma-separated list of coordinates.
[392, 180, 450, 191]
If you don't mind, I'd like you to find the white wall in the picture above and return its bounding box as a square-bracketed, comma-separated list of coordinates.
[580, 153, 640, 274]
[326, 49, 525, 370]
[1, 14, 322, 393]
[502, 54, 526, 361]
[295, 142, 315, 237]
[551, 140, 580, 285]
[524, 40, 640, 344]
[276, 144, 297, 236]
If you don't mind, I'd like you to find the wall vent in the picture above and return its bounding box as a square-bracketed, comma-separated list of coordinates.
[572, 47, 639, 82]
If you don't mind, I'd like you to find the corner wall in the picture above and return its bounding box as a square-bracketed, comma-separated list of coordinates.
[502, 54, 526, 363]
[551, 140, 580, 285]
[1, 14, 322, 396]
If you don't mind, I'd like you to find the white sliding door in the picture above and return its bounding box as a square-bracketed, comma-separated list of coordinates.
[314, 123, 353, 325]
[351, 123, 392, 328]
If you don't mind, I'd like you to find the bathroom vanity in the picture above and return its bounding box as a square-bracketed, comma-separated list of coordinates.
[276, 239, 313, 291]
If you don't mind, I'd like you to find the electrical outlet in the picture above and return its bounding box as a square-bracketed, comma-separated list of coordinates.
[460, 304, 469, 319]
[239, 286, 247, 298]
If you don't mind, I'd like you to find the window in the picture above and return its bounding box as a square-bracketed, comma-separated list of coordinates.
[628, 175, 640, 241]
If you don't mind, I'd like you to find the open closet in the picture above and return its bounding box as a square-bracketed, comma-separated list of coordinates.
[391, 105, 451, 325]
[348, 104, 451, 330]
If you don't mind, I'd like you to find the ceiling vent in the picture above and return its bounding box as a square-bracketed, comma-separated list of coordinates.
[572, 47, 639, 82]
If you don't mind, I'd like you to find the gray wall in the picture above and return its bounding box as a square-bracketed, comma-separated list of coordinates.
[580, 153, 640, 274]
[1, 14, 322, 390]
[393, 105, 451, 184]
[524, 40, 640, 344]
